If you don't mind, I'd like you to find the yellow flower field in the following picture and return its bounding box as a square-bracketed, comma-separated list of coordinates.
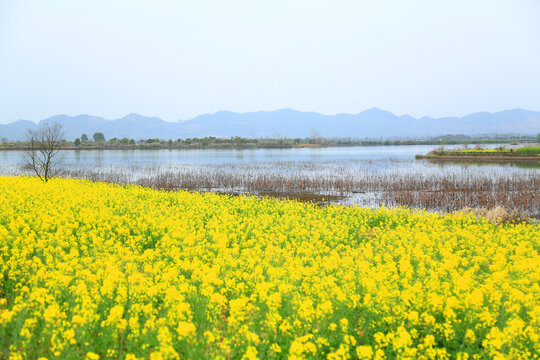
[0, 176, 538, 359]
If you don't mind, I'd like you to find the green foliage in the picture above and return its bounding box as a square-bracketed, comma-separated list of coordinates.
[93, 132, 106, 142]
[514, 146, 540, 155]
[74, 138, 81, 147]
[3, 134, 539, 151]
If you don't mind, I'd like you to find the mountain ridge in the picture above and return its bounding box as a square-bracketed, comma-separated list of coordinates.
[1, 108, 540, 141]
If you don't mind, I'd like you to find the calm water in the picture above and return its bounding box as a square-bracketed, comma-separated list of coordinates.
[2, 145, 538, 215]
[1, 145, 538, 185]
[0, 144, 522, 167]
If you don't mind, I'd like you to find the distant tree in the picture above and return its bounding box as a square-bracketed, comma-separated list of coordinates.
[309, 128, 321, 144]
[129, 139, 135, 145]
[74, 138, 81, 147]
[168, 139, 173, 146]
[1, 137, 7, 144]
[537, 133, 540, 142]
[93, 132, 105, 142]
[119, 137, 130, 145]
[24, 122, 64, 182]
[81, 134, 88, 142]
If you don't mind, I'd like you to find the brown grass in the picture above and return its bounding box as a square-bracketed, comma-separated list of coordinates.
[459, 206, 527, 224]
[54, 163, 539, 217]
[2, 160, 538, 217]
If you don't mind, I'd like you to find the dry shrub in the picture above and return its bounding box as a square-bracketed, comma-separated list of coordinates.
[460, 206, 526, 224]
[9, 160, 537, 217]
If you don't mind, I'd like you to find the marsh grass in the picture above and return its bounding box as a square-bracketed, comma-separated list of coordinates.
[2, 159, 538, 217]
[459, 206, 526, 224]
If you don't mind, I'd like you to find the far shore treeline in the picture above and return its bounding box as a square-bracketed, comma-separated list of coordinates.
[1, 133, 539, 151]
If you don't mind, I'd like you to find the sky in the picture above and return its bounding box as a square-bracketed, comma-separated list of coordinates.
[1, 0, 539, 124]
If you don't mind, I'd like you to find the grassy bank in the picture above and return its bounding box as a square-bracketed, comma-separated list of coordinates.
[1, 177, 538, 359]
[416, 146, 540, 162]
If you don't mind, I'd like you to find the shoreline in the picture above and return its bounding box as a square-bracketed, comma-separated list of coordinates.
[416, 154, 540, 162]
[1, 141, 538, 152]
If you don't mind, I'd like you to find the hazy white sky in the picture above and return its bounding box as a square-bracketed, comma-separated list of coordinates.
[1, 0, 539, 123]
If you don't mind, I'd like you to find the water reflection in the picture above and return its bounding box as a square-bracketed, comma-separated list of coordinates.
[425, 158, 540, 170]
[0, 145, 511, 166]
[1, 145, 538, 176]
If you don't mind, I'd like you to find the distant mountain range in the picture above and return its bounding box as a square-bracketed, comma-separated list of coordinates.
[1, 108, 540, 141]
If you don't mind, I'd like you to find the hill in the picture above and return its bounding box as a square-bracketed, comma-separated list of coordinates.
[1, 108, 540, 140]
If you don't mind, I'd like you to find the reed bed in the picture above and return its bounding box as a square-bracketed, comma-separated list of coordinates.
[2, 159, 539, 217]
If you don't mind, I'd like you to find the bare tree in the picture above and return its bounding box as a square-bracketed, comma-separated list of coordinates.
[24, 122, 65, 182]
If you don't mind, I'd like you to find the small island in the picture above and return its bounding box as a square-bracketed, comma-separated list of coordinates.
[416, 145, 540, 162]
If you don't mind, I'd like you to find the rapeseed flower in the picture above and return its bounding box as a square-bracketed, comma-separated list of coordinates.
[0, 176, 538, 359]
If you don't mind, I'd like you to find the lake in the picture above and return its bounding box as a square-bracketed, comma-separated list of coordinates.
[2, 145, 538, 216]
[0, 144, 525, 166]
